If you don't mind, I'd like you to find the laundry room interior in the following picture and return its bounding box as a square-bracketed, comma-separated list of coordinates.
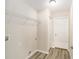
[5, 0, 73, 59]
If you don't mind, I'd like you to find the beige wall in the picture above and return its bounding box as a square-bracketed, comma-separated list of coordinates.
[5, 0, 37, 59]
[37, 9, 50, 52]
[50, 11, 70, 17]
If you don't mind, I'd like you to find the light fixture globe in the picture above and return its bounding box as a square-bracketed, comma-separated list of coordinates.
[49, 0, 56, 6]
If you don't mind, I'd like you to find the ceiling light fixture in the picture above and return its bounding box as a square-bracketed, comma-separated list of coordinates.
[49, 0, 56, 6]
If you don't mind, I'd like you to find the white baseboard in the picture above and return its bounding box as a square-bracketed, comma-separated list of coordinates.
[25, 50, 48, 59]
[36, 50, 48, 54]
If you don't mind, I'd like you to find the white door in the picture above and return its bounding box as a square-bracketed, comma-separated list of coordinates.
[53, 16, 69, 49]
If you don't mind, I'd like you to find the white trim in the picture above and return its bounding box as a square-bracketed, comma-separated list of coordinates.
[25, 50, 48, 59]
[25, 50, 37, 59]
[36, 50, 48, 54]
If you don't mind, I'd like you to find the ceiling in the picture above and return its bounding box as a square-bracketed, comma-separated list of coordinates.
[25, 0, 72, 12]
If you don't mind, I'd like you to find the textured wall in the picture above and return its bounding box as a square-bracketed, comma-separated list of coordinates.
[5, 0, 37, 59]
[37, 9, 50, 52]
